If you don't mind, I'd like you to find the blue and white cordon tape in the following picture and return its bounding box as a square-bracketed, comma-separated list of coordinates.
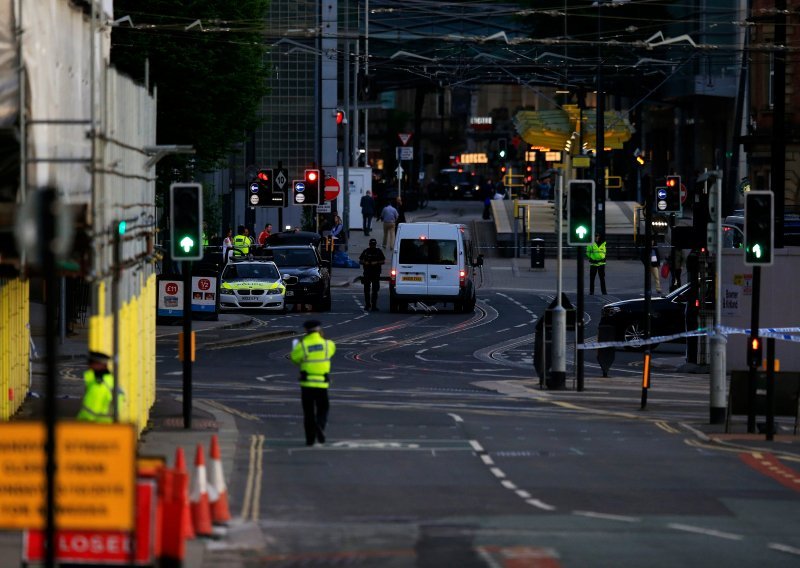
[578, 327, 800, 351]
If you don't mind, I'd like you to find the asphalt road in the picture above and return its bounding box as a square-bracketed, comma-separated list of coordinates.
[154, 277, 800, 567]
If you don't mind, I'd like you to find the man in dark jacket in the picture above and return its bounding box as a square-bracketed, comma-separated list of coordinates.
[360, 191, 376, 236]
[359, 238, 386, 311]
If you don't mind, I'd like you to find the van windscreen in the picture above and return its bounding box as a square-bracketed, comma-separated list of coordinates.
[399, 239, 457, 265]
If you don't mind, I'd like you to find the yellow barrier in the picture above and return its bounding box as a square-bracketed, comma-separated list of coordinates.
[0, 278, 30, 419]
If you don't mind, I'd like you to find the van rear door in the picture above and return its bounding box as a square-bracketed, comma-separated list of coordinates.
[427, 224, 460, 298]
[395, 225, 430, 296]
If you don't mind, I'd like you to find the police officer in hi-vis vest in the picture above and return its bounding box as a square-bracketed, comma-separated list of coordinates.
[586, 232, 608, 295]
[290, 320, 337, 446]
[77, 352, 123, 423]
[232, 224, 250, 258]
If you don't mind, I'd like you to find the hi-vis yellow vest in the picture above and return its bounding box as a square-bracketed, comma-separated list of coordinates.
[586, 241, 606, 266]
[291, 333, 336, 388]
[233, 234, 250, 255]
[77, 370, 116, 423]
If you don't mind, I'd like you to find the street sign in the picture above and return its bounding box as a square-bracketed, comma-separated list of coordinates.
[398, 132, 412, 145]
[271, 167, 289, 207]
[396, 146, 413, 160]
[293, 180, 314, 206]
[0, 422, 136, 531]
[324, 177, 341, 201]
[680, 183, 688, 204]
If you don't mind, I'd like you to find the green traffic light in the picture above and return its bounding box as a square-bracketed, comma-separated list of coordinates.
[118, 221, 127, 235]
[752, 244, 763, 259]
[179, 236, 195, 253]
[575, 225, 589, 240]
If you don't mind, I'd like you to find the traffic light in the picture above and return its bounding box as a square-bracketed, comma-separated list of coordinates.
[335, 109, 346, 125]
[304, 169, 321, 205]
[744, 190, 774, 266]
[498, 139, 507, 159]
[169, 183, 203, 260]
[748, 337, 763, 368]
[664, 175, 681, 212]
[567, 180, 595, 246]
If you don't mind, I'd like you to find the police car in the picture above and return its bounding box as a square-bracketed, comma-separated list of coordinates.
[219, 259, 294, 312]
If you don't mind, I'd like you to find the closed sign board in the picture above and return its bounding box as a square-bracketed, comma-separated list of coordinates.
[0, 422, 136, 530]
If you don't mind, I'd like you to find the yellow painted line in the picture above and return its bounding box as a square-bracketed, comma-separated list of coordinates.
[685, 439, 800, 463]
[655, 421, 679, 434]
[200, 399, 260, 422]
[240, 434, 265, 520]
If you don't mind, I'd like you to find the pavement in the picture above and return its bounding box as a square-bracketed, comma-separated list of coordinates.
[2, 204, 796, 567]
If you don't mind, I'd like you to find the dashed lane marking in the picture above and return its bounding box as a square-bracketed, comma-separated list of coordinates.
[667, 523, 743, 541]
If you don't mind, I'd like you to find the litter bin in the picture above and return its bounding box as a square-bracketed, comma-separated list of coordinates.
[531, 238, 545, 269]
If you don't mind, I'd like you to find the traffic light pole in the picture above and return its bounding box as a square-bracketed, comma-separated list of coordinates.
[183, 261, 193, 429]
[747, 266, 761, 433]
[642, 179, 653, 409]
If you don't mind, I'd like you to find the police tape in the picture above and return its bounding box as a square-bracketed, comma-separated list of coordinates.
[578, 327, 800, 351]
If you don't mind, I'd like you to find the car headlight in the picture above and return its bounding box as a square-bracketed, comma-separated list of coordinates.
[602, 306, 621, 316]
[267, 288, 283, 295]
[221, 288, 234, 295]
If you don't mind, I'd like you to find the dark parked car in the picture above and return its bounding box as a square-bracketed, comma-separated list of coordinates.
[429, 169, 483, 199]
[264, 244, 332, 311]
[598, 281, 713, 348]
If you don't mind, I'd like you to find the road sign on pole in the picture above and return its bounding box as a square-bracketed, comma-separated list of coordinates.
[324, 177, 341, 202]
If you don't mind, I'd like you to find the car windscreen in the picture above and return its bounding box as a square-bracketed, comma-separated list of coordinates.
[271, 249, 317, 267]
[222, 263, 279, 280]
[398, 239, 457, 265]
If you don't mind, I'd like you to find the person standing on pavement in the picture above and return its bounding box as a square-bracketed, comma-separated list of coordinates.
[380, 200, 399, 249]
[360, 191, 375, 236]
[290, 320, 337, 446]
[257, 223, 272, 246]
[233, 225, 250, 258]
[222, 227, 233, 262]
[359, 238, 386, 311]
[586, 232, 607, 295]
[77, 352, 123, 423]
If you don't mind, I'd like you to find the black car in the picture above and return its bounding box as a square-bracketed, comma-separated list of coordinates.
[264, 245, 332, 311]
[598, 281, 713, 348]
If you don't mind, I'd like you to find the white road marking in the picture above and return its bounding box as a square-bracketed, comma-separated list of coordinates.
[667, 523, 743, 541]
[516, 490, 531, 499]
[447, 413, 464, 423]
[490, 467, 506, 478]
[164, 371, 182, 376]
[768, 543, 800, 556]
[573, 510, 640, 523]
[526, 499, 556, 511]
[480, 454, 494, 465]
[501, 480, 517, 490]
[469, 440, 484, 452]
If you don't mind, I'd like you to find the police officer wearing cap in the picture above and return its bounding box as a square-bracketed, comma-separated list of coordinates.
[358, 238, 385, 311]
[77, 352, 124, 423]
[290, 320, 337, 446]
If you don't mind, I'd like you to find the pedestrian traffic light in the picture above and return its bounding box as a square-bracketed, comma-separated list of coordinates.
[664, 175, 681, 212]
[744, 190, 774, 266]
[304, 169, 321, 205]
[169, 183, 203, 260]
[498, 138, 507, 159]
[749, 337, 762, 368]
[335, 109, 346, 125]
[567, 180, 595, 246]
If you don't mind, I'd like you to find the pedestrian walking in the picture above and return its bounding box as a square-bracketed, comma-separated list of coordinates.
[670, 245, 685, 291]
[359, 238, 386, 311]
[380, 200, 399, 249]
[290, 320, 337, 446]
[77, 352, 123, 423]
[648, 239, 663, 295]
[360, 191, 375, 235]
[586, 232, 607, 295]
[395, 196, 407, 225]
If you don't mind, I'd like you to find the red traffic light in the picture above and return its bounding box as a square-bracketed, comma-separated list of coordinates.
[305, 170, 318, 182]
[336, 110, 345, 125]
[257, 170, 270, 182]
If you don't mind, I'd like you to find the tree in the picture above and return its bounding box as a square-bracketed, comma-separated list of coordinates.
[111, 0, 271, 183]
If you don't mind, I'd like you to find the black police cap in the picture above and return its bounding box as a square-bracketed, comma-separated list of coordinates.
[303, 320, 322, 331]
[88, 351, 111, 363]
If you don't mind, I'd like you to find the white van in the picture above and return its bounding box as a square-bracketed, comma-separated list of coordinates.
[389, 222, 482, 313]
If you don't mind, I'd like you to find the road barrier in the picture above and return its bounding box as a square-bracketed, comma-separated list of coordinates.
[577, 326, 800, 351]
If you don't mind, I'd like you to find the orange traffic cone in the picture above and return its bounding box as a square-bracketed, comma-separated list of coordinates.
[189, 444, 213, 536]
[174, 447, 195, 540]
[208, 435, 232, 524]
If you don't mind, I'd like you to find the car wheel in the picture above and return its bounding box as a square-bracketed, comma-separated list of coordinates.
[622, 321, 650, 351]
